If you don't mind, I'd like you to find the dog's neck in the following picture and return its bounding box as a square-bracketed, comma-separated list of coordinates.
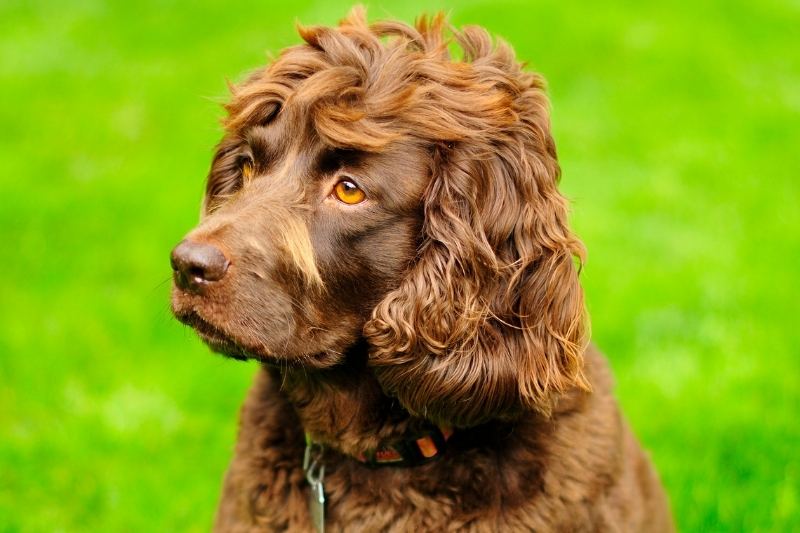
[273, 341, 572, 461]
[275, 342, 416, 458]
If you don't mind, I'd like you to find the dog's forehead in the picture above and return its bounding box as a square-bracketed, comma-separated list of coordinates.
[225, 38, 432, 152]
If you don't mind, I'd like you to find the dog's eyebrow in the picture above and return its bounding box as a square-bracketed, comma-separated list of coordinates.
[316, 148, 364, 175]
[241, 125, 291, 170]
[244, 126, 274, 147]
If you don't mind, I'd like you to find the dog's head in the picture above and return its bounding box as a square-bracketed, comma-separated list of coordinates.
[171, 8, 588, 427]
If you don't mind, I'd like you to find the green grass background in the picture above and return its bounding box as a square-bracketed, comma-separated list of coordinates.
[1, 0, 797, 530]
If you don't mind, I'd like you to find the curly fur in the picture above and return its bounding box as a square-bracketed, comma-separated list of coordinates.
[170, 7, 673, 532]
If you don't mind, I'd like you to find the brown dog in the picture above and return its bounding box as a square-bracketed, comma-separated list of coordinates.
[171, 8, 673, 532]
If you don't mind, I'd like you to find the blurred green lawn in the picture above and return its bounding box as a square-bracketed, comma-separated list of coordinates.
[1, 0, 798, 531]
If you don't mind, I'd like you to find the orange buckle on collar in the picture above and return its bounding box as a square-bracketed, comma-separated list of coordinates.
[358, 425, 453, 468]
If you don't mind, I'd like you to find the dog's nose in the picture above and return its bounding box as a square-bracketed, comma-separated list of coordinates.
[171, 239, 230, 292]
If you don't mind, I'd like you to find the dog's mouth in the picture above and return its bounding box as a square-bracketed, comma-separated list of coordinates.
[174, 310, 251, 360]
[173, 310, 339, 368]
[172, 303, 348, 369]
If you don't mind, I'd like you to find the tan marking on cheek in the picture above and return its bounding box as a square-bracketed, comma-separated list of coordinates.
[279, 215, 323, 288]
[268, 148, 323, 288]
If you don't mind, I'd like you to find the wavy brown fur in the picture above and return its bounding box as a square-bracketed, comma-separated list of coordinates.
[171, 7, 673, 531]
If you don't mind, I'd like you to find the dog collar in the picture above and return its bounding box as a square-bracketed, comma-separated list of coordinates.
[357, 423, 453, 467]
[305, 423, 453, 469]
[302, 424, 452, 532]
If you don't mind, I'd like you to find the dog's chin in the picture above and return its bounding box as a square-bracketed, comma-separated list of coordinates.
[173, 310, 345, 368]
[173, 310, 252, 360]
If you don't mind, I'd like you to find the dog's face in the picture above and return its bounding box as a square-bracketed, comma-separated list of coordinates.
[172, 10, 590, 427]
[171, 116, 430, 365]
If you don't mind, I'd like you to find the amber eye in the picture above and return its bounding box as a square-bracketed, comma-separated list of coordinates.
[333, 179, 366, 205]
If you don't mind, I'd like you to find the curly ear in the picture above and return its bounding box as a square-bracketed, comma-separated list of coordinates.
[364, 39, 589, 427]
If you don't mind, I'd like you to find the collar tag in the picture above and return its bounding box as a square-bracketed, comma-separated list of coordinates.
[303, 438, 325, 532]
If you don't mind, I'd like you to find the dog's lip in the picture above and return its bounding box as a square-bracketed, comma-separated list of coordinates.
[173, 309, 344, 368]
[175, 310, 251, 360]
